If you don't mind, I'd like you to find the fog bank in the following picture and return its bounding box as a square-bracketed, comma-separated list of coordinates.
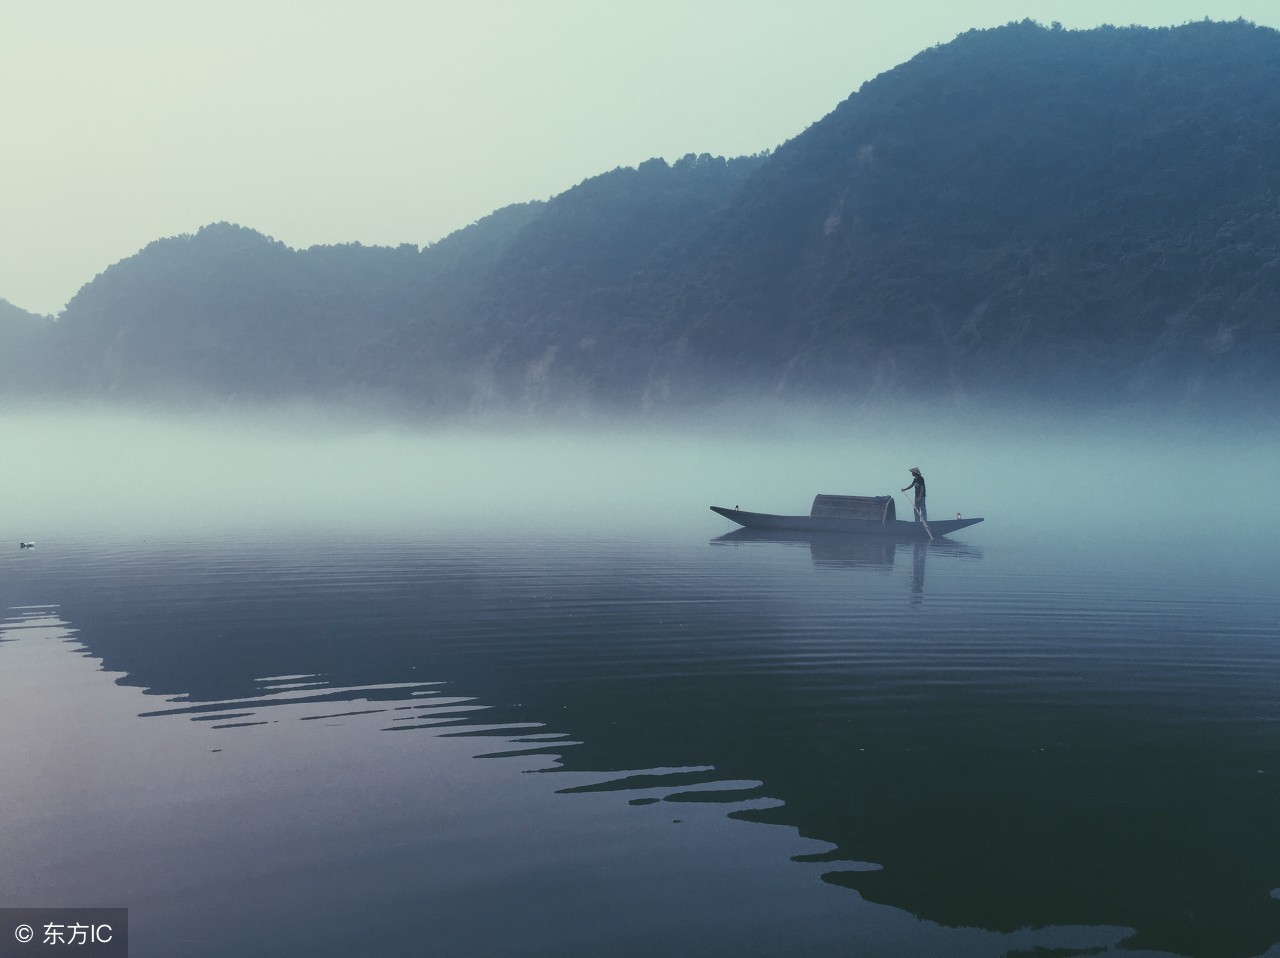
[1, 404, 1272, 546]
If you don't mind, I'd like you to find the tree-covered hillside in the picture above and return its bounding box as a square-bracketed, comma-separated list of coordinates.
[0, 299, 55, 393]
[15, 20, 1280, 413]
[668, 19, 1280, 403]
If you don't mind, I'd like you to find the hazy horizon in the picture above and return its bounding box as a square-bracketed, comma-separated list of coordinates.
[5, 0, 1280, 316]
[3, 403, 1274, 549]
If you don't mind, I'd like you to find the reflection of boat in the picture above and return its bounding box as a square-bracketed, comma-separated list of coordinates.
[711, 494, 983, 539]
[712, 527, 897, 566]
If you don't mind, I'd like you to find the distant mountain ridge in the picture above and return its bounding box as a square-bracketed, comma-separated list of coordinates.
[12, 19, 1280, 413]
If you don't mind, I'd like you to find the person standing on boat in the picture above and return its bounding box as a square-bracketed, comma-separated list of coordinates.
[901, 467, 927, 523]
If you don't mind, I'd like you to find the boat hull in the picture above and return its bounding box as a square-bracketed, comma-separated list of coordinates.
[710, 505, 983, 538]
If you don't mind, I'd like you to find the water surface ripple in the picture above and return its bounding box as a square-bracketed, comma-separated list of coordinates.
[2, 527, 1278, 957]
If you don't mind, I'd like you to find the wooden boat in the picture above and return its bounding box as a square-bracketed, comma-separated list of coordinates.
[710, 494, 983, 539]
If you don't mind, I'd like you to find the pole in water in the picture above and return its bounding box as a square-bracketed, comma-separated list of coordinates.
[904, 495, 933, 540]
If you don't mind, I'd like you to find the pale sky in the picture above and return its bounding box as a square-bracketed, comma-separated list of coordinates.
[3, 0, 1277, 315]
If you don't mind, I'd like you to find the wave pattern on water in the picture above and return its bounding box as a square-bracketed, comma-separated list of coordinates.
[4, 529, 1280, 958]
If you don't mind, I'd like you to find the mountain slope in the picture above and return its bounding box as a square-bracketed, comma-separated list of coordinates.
[24, 19, 1280, 413]
[0, 299, 54, 392]
[664, 19, 1280, 401]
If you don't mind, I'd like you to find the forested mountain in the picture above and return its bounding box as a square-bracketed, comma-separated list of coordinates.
[0, 299, 54, 392]
[671, 18, 1280, 405]
[12, 19, 1280, 413]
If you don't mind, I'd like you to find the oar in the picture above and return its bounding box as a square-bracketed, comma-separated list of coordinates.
[904, 494, 933, 540]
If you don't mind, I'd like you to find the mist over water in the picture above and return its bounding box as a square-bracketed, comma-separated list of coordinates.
[3, 402, 1273, 546]
[3, 400, 1279, 956]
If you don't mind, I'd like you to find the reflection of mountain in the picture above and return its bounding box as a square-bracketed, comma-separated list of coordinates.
[27, 536, 1280, 958]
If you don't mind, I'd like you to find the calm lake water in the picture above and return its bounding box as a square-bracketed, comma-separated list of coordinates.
[2, 421, 1279, 957]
